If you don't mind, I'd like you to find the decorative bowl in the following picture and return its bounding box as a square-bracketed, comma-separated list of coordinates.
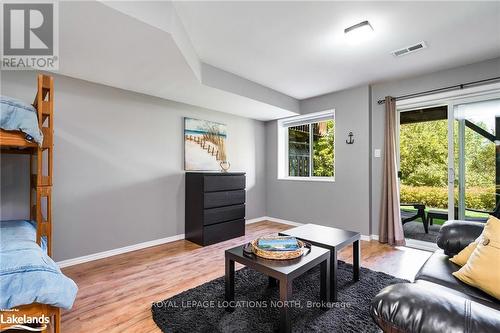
[249, 237, 310, 260]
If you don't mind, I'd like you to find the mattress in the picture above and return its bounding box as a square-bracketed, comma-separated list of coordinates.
[0, 220, 78, 309]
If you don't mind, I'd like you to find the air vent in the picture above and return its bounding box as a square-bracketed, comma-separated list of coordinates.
[391, 41, 427, 57]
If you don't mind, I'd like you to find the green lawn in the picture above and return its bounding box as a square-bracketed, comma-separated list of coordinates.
[401, 206, 489, 226]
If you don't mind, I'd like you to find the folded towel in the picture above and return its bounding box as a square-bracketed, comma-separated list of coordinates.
[257, 237, 299, 251]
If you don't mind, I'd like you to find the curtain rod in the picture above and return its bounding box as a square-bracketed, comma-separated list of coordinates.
[377, 76, 500, 105]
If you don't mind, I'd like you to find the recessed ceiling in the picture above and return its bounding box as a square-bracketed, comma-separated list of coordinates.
[174, 1, 500, 99]
[55, 1, 299, 121]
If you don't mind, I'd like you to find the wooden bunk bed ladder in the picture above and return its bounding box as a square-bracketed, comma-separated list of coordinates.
[29, 74, 54, 256]
[0, 74, 54, 255]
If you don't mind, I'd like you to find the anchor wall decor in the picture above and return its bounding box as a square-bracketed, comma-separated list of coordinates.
[346, 132, 355, 144]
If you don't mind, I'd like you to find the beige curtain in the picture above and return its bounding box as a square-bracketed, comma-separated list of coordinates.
[380, 97, 406, 246]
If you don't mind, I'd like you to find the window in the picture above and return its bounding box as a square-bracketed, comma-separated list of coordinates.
[278, 110, 335, 181]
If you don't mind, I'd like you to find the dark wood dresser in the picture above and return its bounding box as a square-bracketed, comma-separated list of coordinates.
[185, 172, 246, 246]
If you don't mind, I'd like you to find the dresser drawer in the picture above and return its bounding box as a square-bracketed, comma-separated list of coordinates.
[203, 219, 245, 245]
[204, 204, 245, 226]
[204, 190, 245, 209]
[204, 175, 245, 192]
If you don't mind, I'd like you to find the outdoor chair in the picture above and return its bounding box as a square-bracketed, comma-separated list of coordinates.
[400, 203, 428, 233]
[427, 200, 500, 225]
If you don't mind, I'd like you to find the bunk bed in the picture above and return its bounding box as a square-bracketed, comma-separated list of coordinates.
[0, 74, 77, 333]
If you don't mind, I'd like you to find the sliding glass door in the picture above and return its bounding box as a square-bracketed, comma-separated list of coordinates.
[398, 90, 500, 244]
[451, 98, 500, 221]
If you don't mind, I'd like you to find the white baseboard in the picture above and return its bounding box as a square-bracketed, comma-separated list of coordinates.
[58, 218, 379, 268]
[245, 216, 272, 224]
[59, 217, 272, 268]
[246, 216, 302, 226]
[57, 233, 185, 268]
[260, 216, 305, 227]
[360, 234, 379, 241]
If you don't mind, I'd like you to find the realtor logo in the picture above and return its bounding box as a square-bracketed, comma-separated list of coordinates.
[0, 309, 50, 332]
[1, 2, 59, 70]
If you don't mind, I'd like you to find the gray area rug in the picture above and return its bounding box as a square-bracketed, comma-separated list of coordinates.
[403, 221, 441, 243]
[151, 261, 407, 333]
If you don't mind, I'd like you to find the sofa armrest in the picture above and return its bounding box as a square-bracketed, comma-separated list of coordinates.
[370, 283, 500, 333]
[436, 220, 484, 256]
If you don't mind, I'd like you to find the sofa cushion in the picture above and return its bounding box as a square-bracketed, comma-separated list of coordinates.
[437, 220, 485, 256]
[415, 250, 498, 304]
[453, 216, 500, 300]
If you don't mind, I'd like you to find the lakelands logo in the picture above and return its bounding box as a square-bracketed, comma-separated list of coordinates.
[0, 313, 49, 332]
[1, 2, 59, 70]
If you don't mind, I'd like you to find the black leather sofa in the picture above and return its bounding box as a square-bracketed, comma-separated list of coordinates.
[370, 220, 500, 333]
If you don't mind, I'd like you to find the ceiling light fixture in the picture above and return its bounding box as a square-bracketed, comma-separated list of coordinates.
[344, 20, 374, 45]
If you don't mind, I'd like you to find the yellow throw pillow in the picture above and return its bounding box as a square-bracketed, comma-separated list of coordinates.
[452, 216, 500, 300]
[450, 241, 479, 266]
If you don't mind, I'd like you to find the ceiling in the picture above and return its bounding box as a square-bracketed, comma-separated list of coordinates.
[56, 1, 298, 121]
[53, 1, 500, 120]
[174, 1, 500, 99]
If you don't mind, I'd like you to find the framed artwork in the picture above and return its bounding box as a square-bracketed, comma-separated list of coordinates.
[184, 117, 227, 171]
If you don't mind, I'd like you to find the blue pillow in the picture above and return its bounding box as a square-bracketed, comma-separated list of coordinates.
[0, 95, 43, 145]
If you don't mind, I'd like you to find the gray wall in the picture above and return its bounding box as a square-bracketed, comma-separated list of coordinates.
[370, 57, 500, 235]
[266, 86, 372, 235]
[1, 71, 267, 261]
[3, 58, 499, 261]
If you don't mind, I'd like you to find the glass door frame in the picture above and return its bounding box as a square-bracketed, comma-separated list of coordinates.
[396, 83, 500, 221]
[448, 93, 500, 220]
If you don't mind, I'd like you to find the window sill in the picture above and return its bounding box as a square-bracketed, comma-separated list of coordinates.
[277, 177, 335, 183]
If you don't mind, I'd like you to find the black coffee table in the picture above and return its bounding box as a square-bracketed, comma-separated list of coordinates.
[225, 244, 330, 333]
[279, 224, 360, 302]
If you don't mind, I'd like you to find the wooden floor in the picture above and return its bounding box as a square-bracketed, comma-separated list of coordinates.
[61, 221, 432, 333]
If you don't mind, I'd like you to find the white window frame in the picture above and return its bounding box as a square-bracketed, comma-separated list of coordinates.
[277, 110, 335, 182]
